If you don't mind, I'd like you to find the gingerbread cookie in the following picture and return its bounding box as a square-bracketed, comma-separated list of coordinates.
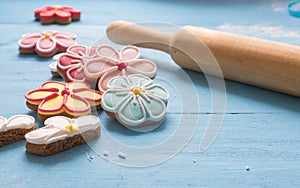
[101, 74, 169, 132]
[18, 31, 76, 58]
[84, 45, 157, 92]
[0, 115, 36, 146]
[34, 5, 81, 25]
[56, 45, 100, 82]
[25, 115, 100, 156]
[25, 81, 102, 121]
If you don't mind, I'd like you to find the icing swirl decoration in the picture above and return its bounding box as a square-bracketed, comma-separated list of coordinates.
[0, 115, 35, 132]
[25, 115, 100, 145]
[34, 5, 81, 25]
[25, 81, 102, 121]
[84, 45, 157, 92]
[18, 30, 76, 57]
[101, 74, 169, 132]
[56, 45, 101, 82]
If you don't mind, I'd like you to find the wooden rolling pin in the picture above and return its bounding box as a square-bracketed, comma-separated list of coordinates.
[107, 20, 300, 97]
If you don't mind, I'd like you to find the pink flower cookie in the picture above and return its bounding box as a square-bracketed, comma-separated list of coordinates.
[56, 45, 100, 82]
[34, 5, 81, 25]
[84, 45, 157, 92]
[25, 81, 102, 122]
[18, 31, 76, 58]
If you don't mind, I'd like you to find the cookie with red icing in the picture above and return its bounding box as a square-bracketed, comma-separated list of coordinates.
[25, 81, 102, 121]
[84, 45, 157, 92]
[34, 5, 81, 25]
[56, 45, 101, 82]
[18, 31, 76, 58]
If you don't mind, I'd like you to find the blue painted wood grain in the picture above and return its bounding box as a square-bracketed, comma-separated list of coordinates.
[0, 0, 300, 187]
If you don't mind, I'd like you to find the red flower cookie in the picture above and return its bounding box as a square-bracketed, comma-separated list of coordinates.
[34, 5, 81, 25]
[18, 31, 76, 58]
[25, 81, 102, 121]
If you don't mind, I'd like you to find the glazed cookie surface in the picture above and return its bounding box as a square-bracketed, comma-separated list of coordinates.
[101, 74, 169, 132]
[18, 31, 76, 58]
[25, 115, 100, 156]
[56, 45, 101, 82]
[34, 5, 81, 25]
[25, 81, 102, 121]
[84, 45, 157, 92]
[0, 115, 36, 146]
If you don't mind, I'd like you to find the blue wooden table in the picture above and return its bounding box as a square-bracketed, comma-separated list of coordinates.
[1, 0, 300, 187]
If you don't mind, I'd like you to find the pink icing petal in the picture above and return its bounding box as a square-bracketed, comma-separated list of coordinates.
[126, 59, 157, 78]
[67, 45, 88, 56]
[36, 37, 56, 53]
[88, 46, 98, 57]
[55, 35, 76, 49]
[120, 46, 140, 61]
[66, 65, 85, 82]
[55, 32, 77, 39]
[97, 45, 119, 61]
[18, 34, 41, 48]
[39, 9, 56, 19]
[58, 54, 81, 69]
[98, 70, 126, 92]
[55, 10, 71, 19]
[84, 58, 117, 79]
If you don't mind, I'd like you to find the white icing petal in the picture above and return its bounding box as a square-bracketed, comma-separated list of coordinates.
[49, 61, 58, 72]
[25, 115, 100, 145]
[0, 115, 35, 132]
[0, 116, 7, 132]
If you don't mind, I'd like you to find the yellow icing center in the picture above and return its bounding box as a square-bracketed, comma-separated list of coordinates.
[43, 33, 51, 38]
[132, 87, 142, 95]
[54, 5, 62, 9]
[65, 125, 79, 134]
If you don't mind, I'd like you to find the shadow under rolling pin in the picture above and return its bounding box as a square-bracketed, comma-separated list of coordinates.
[106, 20, 300, 97]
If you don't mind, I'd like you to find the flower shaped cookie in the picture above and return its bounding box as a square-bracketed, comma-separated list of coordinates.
[18, 30, 76, 58]
[25, 81, 102, 121]
[56, 45, 100, 82]
[34, 5, 81, 25]
[84, 45, 157, 92]
[101, 74, 169, 132]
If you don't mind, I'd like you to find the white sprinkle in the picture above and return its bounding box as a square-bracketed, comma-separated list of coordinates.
[103, 151, 109, 157]
[118, 152, 126, 159]
[245, 165, 251, 171]
[192, 159, 197, 163]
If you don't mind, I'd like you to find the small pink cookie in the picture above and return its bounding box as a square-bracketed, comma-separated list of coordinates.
[57, 45, 100, 82]
[18, 31, 76, 58]
[34, 5, 81, 25]
[84, 45, 157, 92]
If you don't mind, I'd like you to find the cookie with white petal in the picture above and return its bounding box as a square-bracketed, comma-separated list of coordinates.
[101, 74, 170, 132]
[0, 115, 36, 146]
[25, 115, 100, 156]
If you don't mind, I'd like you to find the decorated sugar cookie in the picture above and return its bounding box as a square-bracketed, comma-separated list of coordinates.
[56, 45, 100, 82]
[18, 31, 76, 58]
[25, 81, 102, 121]
[101, 74, 169, 132]
[34, 5, 81, 25]
[25, 115, 100, 156]
[84, 45, 157, 92]
[0, 115, 36, 146]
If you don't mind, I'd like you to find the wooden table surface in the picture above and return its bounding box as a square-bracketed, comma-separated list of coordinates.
[1, 0, 300, 187]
